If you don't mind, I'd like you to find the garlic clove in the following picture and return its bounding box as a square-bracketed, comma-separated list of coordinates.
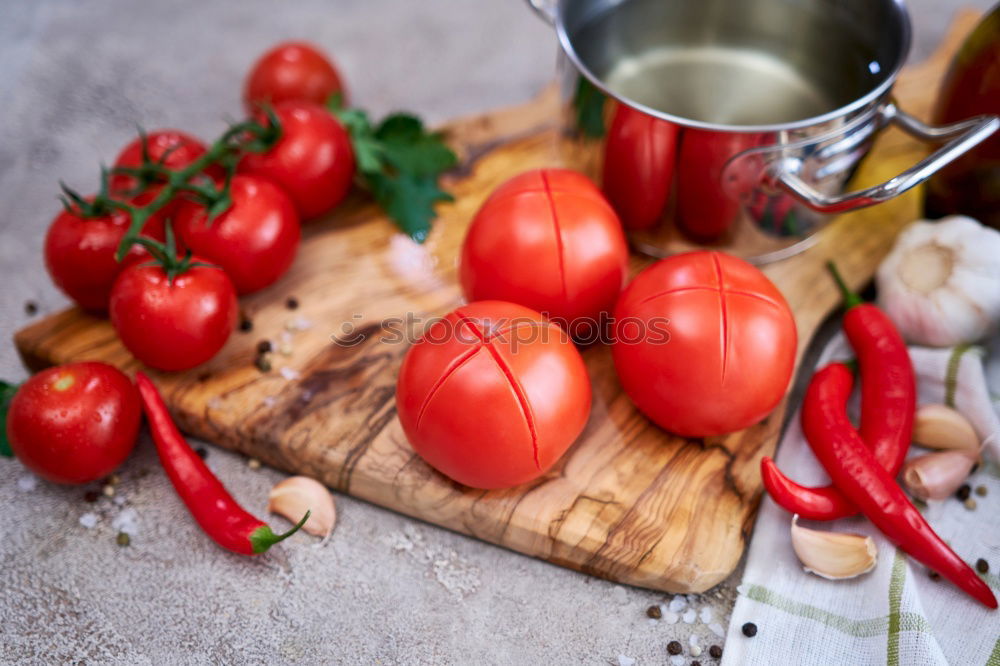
[268, 476, 336, 538]
[913, 403, 981, 454]
[790, 515, 877, 580]
[900, 450, 977, 501]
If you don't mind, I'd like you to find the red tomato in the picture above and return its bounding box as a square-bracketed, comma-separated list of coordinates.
[110, 129, 210, 195]
[396, 301, 592, 489]
[602, 104, 679, 230]
[44, 200, 166, 313]
[7, 362, 140, 484]
[110, 260, 238, 371]
[459, 168, 629, 337]
[612, 250, 796, 436]
[676, 130, 763, 242]
[173, 175, 300, 294]
[244, 41, 347, 113]
[239, 102, 355, 220]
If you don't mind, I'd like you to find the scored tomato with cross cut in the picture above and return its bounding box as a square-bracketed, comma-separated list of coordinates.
[612, 250, 796, 437]
[395, 301, 592, 489]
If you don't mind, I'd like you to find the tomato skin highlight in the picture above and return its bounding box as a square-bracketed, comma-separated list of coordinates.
[7, 362, 140, 484]
[602, 104, 679, 230]
[44, 201, 165, 313]
[239, 102, 355, 220]
[396, 301, 592, 489]
[109, 260, 238, 372]
[174, 175, 300, 295]
[244, 41, 346, 113]
[611, 250, 796, 437]
[460, 168, 628, 337]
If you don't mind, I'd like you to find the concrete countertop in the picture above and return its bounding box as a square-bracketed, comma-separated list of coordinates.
[0, 1, 989, 663]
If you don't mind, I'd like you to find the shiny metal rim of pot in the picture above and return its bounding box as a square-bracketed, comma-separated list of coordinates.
[528, 0, 999, 227]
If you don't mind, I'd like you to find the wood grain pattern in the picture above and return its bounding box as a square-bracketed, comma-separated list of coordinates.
[14, 13, 976, 593]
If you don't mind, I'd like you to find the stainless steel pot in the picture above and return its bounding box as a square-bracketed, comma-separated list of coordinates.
[528, 0, 999, 262]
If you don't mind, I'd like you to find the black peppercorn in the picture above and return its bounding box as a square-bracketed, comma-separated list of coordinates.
[257, 340, 272, 354]
[646, 605, 662, 619]
[742, 622, 757, 637]
[285, 297, 299, 310]
[84, 490, 100, 503]
[24, 301, 38, 316]
[255, 355, 272, 373]
[691, 662, 702, 666]
[667, 641, 683, 655]
[239, 316, 253, 332]
[116, 532, 130, 547]
[956, 484, 971, 501]
[709, 645, 722, 659]
[976, 558, 989, 574]
[928, 570, 941, 581]
[195, 447, 208, 460]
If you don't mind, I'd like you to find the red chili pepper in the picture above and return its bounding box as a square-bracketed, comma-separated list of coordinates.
[135, 371, 308, 555]
[761, 262, 915, 520]
[803, 362, 996, 608]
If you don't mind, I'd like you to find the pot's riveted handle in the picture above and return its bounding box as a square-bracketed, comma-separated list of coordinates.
[774, 104, 999, 214]
[526, 0, 558, 25]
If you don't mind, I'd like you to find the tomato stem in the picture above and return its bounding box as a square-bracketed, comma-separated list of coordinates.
[60, 113, 283, 262]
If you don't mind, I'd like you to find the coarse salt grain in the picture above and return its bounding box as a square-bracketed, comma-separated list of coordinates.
[682, 609, 696, 624]
[79, 513, 98, 529]
[670, 656, 685, 666]
[663, 611, 679, 624]
[689, 634, 700, 647]
[111, 508, 139, 535]
[700, 607, 713, 623]
[617, 655, 636, 666]
[263, 396, 277, 407]
[709, 622, 726, 637]
[16, 475, 37, 492]
[279, 367, 300, 381]
[690, 645, 702, 657]
[612, 586, 629, 604]
[668, 596, 687, 613]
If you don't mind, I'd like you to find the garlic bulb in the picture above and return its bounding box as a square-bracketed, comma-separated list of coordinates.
[876, 216, 1000, 347]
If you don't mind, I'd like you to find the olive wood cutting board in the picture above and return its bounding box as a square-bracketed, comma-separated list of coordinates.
[14, 12, 978, 593]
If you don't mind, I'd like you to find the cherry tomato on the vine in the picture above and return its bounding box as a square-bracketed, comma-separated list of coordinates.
[239, 102, 355, 220]
[612, 250, 796, 437]
[44, 200, 165, 313]
[110, 129, 210, 196]
[174, 175, 300, 295]
[7, 362, 140, 484]
[460, 168, 628, 338]
[110, 259, 238, 372]
[244, 41, 347, 113]
[396, 301, 592, 489]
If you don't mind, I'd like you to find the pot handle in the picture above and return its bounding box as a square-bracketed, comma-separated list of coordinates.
[526, 0, 558, 25]
[773, 103, 999, 214]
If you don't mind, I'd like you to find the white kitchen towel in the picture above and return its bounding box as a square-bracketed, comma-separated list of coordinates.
[722, 335, 1000, 666]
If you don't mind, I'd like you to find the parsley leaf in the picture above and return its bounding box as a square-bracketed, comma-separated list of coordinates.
[329, 99, 457, 242]
[572, 76, 607, 139]
[0, 380, 19, 458]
